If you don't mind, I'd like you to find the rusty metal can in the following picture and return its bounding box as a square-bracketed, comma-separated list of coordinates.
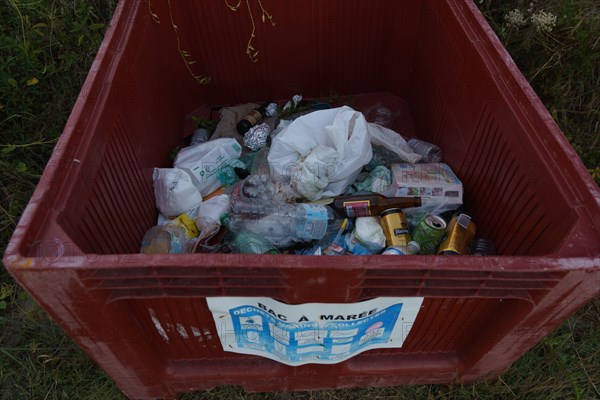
[437, 213, 477, 255]
[411, 214, 447, 254]
[380, 208, 411, 247]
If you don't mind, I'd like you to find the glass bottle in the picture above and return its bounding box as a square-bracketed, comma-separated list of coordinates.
[332, 193, 421, 218]
[236, 102, 269, 135]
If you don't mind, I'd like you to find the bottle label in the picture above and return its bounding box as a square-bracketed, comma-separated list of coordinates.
[245, 110, 263, 126]
[323, 242, 349, 256]
[382, 247, 407, 255]
[393, 228, 410, 236]
[297, 204, 328, 240]
[343, 200, 370, 218]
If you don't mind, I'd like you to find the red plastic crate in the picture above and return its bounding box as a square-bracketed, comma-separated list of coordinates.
[4, 1, 600, 399]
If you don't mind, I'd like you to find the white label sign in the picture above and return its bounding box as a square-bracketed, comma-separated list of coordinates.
[206, 297, 423, 366]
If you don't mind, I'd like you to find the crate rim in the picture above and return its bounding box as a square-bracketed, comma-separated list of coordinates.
[4, 251, 600, 272]
[3, 0, 600, 271]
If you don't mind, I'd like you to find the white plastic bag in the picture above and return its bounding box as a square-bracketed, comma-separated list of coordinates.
[345, 217, 386, 254]
[367, 123, 422, 164]
[268, 106, 373, 200]
[174, 138, 242, 196]
[194, 194, 231, 240]
[153, 168, 203, 218]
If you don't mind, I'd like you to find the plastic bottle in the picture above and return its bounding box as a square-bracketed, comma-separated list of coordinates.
[227, 174, 295, 203]
[221, 215, 280, 254]
[332, 194, 421, 218]
[296, 218, 349, 255]
[407, 138, 443, 163]
[227, 174, 278, 202]
[372, 107, 393, 128]
[227, 197, 338, 248]
[236, 103, 269, 135]
[190, 128, 210, 146]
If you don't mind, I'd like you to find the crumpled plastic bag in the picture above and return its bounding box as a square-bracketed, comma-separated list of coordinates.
[346, 166, 392, 195]
[153, 168, 203, 218]
[345, 217, 387, 255]
[194, 194, 231, 240]
[367, 123, 422, 164]
[174, 138, 242, 196]
[403, 199, 461, 230]
[268, 106, 373, 200]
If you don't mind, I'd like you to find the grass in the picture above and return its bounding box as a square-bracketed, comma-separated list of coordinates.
[1, 0, 598, 399]
[478, 0, 600, 178]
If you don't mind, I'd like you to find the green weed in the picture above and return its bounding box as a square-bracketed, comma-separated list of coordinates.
[0, 0, 116, 250]
[0, 0, 118, 398]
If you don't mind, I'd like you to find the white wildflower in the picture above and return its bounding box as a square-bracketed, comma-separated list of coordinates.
[505, 9, 527, 28]
[527, 2, 534, 13]
[531, 11, 557, 32]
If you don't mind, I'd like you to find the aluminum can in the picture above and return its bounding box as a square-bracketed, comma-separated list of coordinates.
[412, 214, 447, 254]
[437, 213, 477, 255]
[380, 208, 411, 247]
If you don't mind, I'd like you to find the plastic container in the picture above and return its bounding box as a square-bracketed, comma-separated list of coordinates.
[3, 1, 599, 399]
[227, 198, 336, 248]
[407, 138, 443, 163]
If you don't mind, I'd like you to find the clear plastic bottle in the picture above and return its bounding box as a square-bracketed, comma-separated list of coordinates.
[190, 128, 210, 146]
[227, 197, 338, 248]
[220, 214, 279, 254]
[296, 218, 349, 255]
[407, 138, 443, 163]
[372, 107, 393, 128]
[227, 174, 278, 202]
[227, 174, 296, 203]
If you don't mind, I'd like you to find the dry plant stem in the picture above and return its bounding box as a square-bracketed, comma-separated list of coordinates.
[225, 0, 275, 62]
[145, 0, 210, 85]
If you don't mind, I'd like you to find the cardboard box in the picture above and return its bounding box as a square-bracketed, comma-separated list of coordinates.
[388, 163, 463, 206]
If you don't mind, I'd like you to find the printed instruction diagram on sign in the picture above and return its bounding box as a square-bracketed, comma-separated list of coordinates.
[206, 297, 423, 366]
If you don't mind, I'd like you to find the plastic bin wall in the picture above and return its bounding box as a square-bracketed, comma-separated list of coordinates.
[4, 1, 599, 399]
